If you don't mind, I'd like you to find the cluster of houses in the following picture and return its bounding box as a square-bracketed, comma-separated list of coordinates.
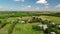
[38, 19, 60, 34]
[24, 16, 60, 34]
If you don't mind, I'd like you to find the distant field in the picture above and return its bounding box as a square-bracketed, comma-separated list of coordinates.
[39, 16, 60, 24]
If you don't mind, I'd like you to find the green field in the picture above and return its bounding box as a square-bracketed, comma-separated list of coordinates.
[0, 12, 60, 34]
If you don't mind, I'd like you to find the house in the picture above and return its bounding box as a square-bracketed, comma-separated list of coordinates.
[50, 22, 55, 25]
[38, 24, 48, 30]
[19, 21, 25, 24]
[50, 22, 56, 27]
[50, 32, 56, 34]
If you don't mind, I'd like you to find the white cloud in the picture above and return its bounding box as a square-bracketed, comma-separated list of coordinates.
[14, 0, 24, 2]
[0, 6, 19, 11]
[20, 5, 32, 10]
[22, 5, 31, 9]
[27, 5, 31, 8]
[56, 4, 60, 8]
[54, 4, 60, 11]
[45, 4, 49, 8]
[36, 0, 49, 11]
[0, 5, 50, 11]
[36, 0, 47, 4]
[19, 5, 41, 11]
[45, 6, 48, 9]
[0, 6, 3, 8]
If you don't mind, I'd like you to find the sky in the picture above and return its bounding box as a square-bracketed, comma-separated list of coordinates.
[0, 0, 60, 11]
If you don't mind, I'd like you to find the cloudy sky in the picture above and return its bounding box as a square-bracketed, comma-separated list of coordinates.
[0, 0, 60, 11]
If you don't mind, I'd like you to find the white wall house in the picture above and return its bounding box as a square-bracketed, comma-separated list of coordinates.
[50, 32, 56, 34]
[38, 24, 48, 30]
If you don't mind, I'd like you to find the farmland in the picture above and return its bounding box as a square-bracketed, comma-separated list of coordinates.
[0, 11, 60, 34]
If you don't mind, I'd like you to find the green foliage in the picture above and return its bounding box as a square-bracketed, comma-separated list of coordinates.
[32, 25, 42, 31]
[0, 20, 7, 29]
[8, 21, 18, 34]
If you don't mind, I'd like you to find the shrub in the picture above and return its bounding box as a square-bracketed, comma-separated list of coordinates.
[32, 25, 42, 31]
[0, 23, 7, 29]
[43, 28, 50, 34]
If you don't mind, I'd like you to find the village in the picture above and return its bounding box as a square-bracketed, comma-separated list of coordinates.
[0, 16, 60, 34]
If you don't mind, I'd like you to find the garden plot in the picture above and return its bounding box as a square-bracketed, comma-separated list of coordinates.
[0, 19, 8, 29]
[0, 24, 12, 34]
[8, 21, 18, 34]
[12, 23, 43, 34]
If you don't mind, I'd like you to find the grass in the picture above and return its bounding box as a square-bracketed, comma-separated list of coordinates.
[39, 16, 60, 24]
[12, 23, 44, 34]
[0, 24, 12, 34]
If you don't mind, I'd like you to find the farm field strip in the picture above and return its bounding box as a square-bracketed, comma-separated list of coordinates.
[39, 16, 60, 24]
[0, 23, 7, 29]
[12, 23, 43, 34]
[8, 22, 18, 34]
[0, 24, 12, 34]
